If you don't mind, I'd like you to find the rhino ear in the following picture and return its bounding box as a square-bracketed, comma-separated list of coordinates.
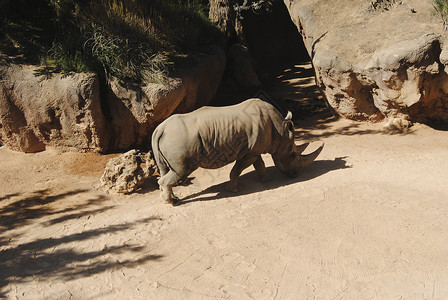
[285, 111, 292, 120]
[283, 120, 294, 140]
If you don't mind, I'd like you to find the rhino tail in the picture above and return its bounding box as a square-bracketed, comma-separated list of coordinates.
[151, 126, 169, 176]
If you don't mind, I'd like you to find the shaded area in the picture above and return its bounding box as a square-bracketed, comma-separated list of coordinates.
[425, 120, 448, 131]
[210, 60, 331, 120]
[135, 177, 162, 195]
[294, 113, 416, 140]
[0, 219, 163, 297]
[265, 62, 332, 120]
[210, 0, 324, 115]
[179, 157, 351, 205]
[0, 0, 222, 81]
[0, 193, 20, 202]
[0, 1, 54, 65]
[0, 189, 102, 231]
[239, 0, 309, 73]
[0, 189, 163, 298]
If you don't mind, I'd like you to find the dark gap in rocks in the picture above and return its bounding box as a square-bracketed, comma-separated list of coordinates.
[211, 0, 333, 123]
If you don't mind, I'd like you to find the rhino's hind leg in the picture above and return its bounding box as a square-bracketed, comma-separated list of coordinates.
[158, 170, 182, 205]
[227, 156, 258, 192]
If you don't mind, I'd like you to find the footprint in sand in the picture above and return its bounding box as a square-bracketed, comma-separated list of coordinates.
[231, 218, 248, 228]
[207, 234, 232, 249]
[223, 252, 256, 273]
[218, 253, 259, 296]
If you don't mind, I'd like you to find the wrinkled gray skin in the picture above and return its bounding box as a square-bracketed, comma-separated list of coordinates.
[151, 98, 324, 205]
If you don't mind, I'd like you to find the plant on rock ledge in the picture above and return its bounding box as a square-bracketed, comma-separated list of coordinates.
[434, 0, 448, 30]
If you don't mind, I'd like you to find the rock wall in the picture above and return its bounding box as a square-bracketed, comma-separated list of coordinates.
[284, 0, 448, 124]
[0, 64, 108, 152]
[107, 46, 226, 151]
[0, 46, 226, 153]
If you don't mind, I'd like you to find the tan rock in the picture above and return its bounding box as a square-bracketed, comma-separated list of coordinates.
[100, 149, 157, 194]
[0, 47, 226, 153]
[285, 0, 448, 124]
[106, 46, 226, 151]
[0, 64, 109, 152]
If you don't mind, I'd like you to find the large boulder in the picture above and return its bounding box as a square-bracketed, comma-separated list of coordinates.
[0, 64, 109, 152]
[284, 0, 448, 124]
[0, 46, 226, 152]
[106, 46, 226, 151]
[105, 77, 186, 151]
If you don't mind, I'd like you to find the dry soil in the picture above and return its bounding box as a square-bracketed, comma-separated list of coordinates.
[1, 115, 448, 299]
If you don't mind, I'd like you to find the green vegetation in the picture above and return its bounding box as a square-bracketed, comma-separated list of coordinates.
[0, 0, 222, 83]
[234, 0, 273, 19]
[434, 0, 448, 29]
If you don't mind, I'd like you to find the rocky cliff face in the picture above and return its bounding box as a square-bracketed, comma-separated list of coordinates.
[0, 65, 108, 152]
[107, 47, 226, 151]
[0, 47, 225, 153]
[284, 0, 448, 124]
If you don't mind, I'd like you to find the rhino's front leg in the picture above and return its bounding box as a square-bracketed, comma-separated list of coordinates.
[227, 155, 258, 192]
[158, 170, 182, 205]
[253, 155, 267, 182]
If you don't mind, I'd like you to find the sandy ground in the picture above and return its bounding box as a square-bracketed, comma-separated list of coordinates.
[1, 115, 448, 299]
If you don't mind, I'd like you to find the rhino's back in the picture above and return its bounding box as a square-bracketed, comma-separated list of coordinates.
[155, 98, 284, 171]
[191, 99, 283, 167]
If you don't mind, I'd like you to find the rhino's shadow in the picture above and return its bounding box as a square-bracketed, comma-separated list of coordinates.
[178, 157, 350, 205]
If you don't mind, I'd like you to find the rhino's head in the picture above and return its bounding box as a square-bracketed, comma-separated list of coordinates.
[272, 112, 324, 178]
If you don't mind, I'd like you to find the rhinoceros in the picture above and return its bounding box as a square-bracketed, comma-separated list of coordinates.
[151, 98, 323, 205]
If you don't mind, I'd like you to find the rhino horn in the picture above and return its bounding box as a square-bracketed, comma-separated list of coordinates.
[295, 142, 310, 154]
[298, 142, 324, 168]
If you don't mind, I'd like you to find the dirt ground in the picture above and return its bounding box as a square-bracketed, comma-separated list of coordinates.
[1, 113, 448, 299]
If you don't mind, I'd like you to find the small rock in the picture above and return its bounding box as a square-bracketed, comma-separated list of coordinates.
[100, 149, 158, 194]
[382, 117, 412, 133]
[144, 150, 159, 177]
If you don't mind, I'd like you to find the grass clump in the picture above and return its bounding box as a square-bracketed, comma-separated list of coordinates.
[0, 0, 222, 83]
[434, 0, 448, 29]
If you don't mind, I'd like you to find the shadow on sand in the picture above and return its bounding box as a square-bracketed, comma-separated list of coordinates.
[178, 156, 350, 205]
[0, 189, 163, 298]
